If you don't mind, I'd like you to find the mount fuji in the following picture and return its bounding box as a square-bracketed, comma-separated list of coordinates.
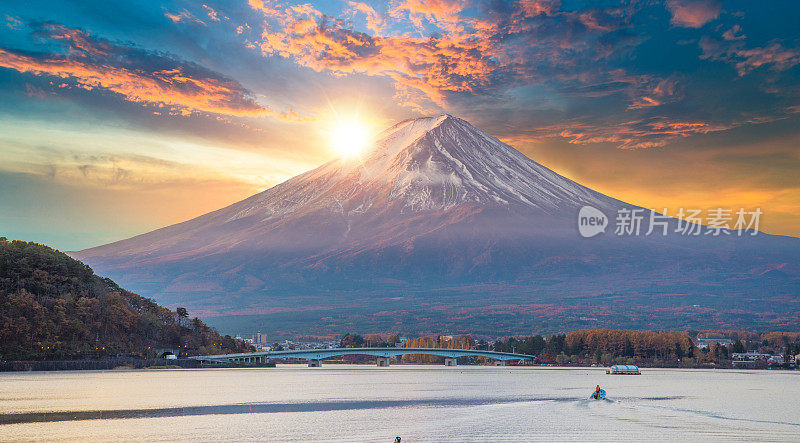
[71, 115, 800, 336]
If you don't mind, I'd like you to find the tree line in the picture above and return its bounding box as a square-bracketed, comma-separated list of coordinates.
[493, 329, 695, 366]
[334, 328, 800, 367]
[494, 328, 800, 367]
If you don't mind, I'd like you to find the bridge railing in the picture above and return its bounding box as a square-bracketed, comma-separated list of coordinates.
[193, 347, 535, 367]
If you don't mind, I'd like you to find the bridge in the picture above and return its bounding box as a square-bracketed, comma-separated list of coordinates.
[192, 347, 534, 367]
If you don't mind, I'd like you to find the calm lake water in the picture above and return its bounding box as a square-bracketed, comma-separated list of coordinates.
[0, 365, 798, 441]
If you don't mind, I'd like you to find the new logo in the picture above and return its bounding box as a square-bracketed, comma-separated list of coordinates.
[578, 206, 608, 238]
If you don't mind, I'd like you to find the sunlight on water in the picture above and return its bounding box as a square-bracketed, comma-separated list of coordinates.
[0, 366, 798, 441]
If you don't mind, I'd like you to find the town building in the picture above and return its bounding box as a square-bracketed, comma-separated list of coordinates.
[696, 338, 734, 350]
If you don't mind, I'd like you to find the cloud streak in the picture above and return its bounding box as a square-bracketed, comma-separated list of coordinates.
[555, 117, 733, 149]
[506, 110, 793, 150]
[0, 23, 278, 118]
[700, 36, 800, 76]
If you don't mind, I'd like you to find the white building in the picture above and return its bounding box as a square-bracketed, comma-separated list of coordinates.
[696, 338, 734, 350]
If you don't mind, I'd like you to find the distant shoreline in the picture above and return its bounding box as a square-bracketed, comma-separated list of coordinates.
[2, 359, 795, 373]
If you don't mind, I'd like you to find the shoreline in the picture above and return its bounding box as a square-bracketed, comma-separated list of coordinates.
[1, 360, 795, 373]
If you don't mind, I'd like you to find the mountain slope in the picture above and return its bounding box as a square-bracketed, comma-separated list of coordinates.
[0, 238, 251, 360]
[78, 116, 618, 260]
[71, 115, 800, 335]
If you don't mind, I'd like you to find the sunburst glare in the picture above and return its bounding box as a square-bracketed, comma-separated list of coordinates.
[329, 119, 371, 158]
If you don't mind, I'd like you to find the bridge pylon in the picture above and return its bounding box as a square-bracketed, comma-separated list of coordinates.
[377, 357, 390, 367]
[308, 359, 321, 367]
[444, 357, 457, 366]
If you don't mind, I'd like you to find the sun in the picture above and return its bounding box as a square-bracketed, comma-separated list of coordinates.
[330, 119, 371, 158]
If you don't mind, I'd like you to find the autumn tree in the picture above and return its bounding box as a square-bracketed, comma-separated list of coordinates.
[340, 333, 364, 348]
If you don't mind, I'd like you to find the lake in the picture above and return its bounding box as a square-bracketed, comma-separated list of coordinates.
[1, 365, 798, 441]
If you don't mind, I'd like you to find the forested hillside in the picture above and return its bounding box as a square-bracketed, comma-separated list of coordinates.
[0, 238, 252, 360]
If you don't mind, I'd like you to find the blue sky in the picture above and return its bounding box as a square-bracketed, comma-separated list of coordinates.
[0, 0, 798, 250]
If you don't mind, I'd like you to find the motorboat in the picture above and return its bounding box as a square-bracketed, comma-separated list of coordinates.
[590, 388, 606, 400]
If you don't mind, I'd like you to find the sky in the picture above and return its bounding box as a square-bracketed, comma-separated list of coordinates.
[0, 0, 798, 251]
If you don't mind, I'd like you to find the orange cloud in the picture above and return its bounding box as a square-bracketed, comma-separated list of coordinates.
[252, 2, 520, 106]
[666, 0, 720, 28]
[628, 77, 681, 109]
[722, 25, 745, 41]
[537, 110, 791, 150]
[628, 96, 661, 109]
[202, 5, 226, 22]
[700, 36, 800, 76]
[518, 0, 561, 17]
[0, 48, 266, 117]
[5, 14, 23, 30]
[525, 116, 741, 149]
[164, 10, 205, 25]
[0, 24, 306, 119]
[732, 44, 800, 75]
[249, 0, 640, 111]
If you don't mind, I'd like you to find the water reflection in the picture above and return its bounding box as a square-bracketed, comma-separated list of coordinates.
[0, 366, 798, 441]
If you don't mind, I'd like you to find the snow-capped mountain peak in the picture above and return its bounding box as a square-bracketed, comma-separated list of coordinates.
[228, 114, 618, 223]
[355, 114, 615, 213]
